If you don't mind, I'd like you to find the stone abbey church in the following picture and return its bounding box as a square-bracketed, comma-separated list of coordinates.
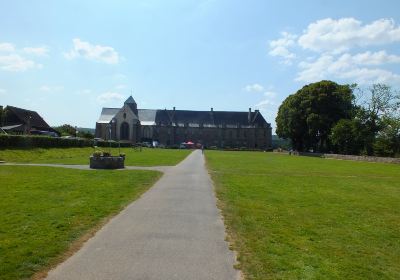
[95, 96, 272, 149]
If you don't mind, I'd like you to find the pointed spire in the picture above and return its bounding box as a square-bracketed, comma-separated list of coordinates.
[124, 96, 136, 104]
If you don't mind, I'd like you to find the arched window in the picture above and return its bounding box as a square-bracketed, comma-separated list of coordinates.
[120, 122, 129, 140]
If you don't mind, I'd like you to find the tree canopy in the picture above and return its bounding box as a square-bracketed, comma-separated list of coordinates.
[330, 84, 400, 156]
[53, 124, 94, 139]
[276, 80, 354, 152]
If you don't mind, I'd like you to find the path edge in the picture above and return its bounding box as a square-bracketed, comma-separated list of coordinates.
[204, 153, 244, 280]
[31, 169, 164, 280]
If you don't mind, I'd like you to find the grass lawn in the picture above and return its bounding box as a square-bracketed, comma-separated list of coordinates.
[0, 147, 191, 166]
[206, 151, 400, 280]
[0, 166, 161, 280]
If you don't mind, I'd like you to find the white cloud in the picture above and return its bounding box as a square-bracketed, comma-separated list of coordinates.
[296, 53, 400, 85]
[39, 85, 64, 92]
[254, 90, 281, 130]
[23, 46, 49, 56]
[298, 18, 400, 53]
[115, 84, 127, 90]
[97, 92, 125, 103]
[244, 83, 264, 92]
[0, 88, 6, 95]
[113, 73, 127, 80]
[338, 68, 400, 85]
[268, 32, 297, 64]
[263, 91, 277, 98]
[64, 38, 120, 64]
[76, 89, 92, 95]
[0, 54, 42, 72]
[255, 99, 276, 108]
[39, 85, 51, 92]
[0, 43, 15, 52]
[0, 42, 47, 71]
[349, 50, 400, 65]
[268, 18, 400, 86]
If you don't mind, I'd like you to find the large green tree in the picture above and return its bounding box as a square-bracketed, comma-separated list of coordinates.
[329, 116, 370, 155]
[330, 84, 400, 156]
[374, 116, 400, 157]
[53, 124, 94, 139]
[276, 80, 354, 152]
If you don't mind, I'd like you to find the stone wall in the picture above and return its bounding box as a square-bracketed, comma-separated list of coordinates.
[153, 125, 271, 149]
[324, 154, 400, 164]
[90, 156, 125, 169]
[297, 152, 400, 164]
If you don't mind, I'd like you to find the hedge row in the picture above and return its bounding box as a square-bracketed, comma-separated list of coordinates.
[0, 135, 132, 148]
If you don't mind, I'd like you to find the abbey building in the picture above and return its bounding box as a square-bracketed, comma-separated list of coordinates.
[95, 96, 272, 149]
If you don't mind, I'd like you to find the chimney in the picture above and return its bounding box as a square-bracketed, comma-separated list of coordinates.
[173, 107, 175, 111]
[211, 107, 213, 112]
[248, 108, 251, 123]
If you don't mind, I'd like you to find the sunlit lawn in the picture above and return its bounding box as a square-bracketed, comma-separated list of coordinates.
[206, 151, 400, 279]
[0, 166, 161, 280]
[0, 147, 191, 166]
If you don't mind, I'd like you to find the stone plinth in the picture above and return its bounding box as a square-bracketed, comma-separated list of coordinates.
[90, 156, 125, 169]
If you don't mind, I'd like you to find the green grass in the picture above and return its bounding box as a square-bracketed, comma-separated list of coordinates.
[0, 166, 161, 280]
[206, 151, 400, 280]
[0, 147, 191, 166]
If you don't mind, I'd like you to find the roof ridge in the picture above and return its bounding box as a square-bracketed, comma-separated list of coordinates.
[7, 105, 36, 113]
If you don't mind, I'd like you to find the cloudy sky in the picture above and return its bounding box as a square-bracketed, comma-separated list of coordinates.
[1, 0, 399, 130]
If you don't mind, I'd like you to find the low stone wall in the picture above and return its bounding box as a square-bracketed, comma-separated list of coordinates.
[297, 152, 400, 164]
[90, 156, 125, 169]
[324, 154, 400, 164]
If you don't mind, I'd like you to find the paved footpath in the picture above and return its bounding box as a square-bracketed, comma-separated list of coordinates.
[46, 150, 240, 280]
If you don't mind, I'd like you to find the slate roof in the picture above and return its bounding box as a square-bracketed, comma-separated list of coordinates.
[124, 96, 136, 104]
[98, 107, 270, 128]
[4, 106, 58, 132]
[153, 109, 269, 127]
[97, 108, 120, 123]
[137, 109, 157, 125]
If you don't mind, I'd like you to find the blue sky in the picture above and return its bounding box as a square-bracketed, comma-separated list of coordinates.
[1, 0, 400, 131]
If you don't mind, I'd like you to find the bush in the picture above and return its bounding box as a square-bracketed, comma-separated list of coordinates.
[92, 151, 102, 158]
[0, 135, 91, 148]
[95, 141, 132, 148]
[0, 135, 133, 148]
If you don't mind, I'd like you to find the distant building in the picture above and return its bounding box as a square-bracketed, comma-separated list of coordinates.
[95, 96, 272, 149]
[0, 105, 59, 136]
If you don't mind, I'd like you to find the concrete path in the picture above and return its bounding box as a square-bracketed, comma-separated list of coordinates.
[45, 150, 239, 280]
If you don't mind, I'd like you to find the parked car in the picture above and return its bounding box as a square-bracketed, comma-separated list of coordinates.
[31, 130, 59, 137]
[141, 142, 153, 148]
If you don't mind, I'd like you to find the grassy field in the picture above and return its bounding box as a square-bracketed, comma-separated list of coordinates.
[0, 166, 161, 280]
[206, 151, 400, 279]
[0, 147, 191, 166]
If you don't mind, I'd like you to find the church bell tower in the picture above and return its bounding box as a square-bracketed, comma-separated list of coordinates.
[124, 96, 138, 116]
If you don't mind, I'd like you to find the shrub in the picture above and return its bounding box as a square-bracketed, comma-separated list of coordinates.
[0, 135, 132, 149]
[0, 135, 91, 148]
[92, 151, 102, 158]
